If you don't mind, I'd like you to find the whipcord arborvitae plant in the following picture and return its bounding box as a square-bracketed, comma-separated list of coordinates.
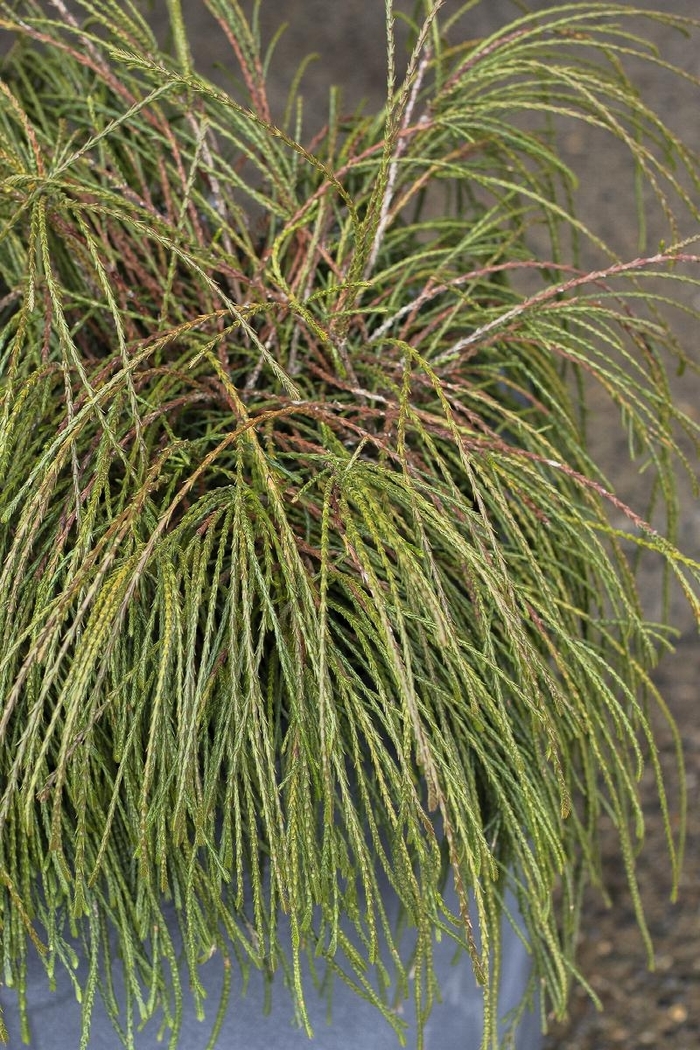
[1, 1, 700, 1047]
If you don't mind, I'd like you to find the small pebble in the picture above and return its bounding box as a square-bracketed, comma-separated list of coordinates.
[667, 1002, 688, 1024]
[610, 1025, 630, 1042]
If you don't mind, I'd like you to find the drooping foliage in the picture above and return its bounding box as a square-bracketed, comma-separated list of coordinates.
[0, 2, 699, 1047]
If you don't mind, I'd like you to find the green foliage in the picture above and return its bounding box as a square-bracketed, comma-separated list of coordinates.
[1, 1, 699, 1046]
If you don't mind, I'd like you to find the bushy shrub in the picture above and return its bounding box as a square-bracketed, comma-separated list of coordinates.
[1, 2, 699, 1046]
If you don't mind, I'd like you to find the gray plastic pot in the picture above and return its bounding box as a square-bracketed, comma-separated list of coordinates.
[0, 874, 542, 1050]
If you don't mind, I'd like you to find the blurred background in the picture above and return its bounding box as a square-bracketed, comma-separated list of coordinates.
[140, 2, 700, 1047]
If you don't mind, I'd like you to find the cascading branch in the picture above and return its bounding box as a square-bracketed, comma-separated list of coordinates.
[0, 1, 699, 1047]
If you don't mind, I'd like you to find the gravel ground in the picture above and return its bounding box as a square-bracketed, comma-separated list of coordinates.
[147, 2, 700, 1046]
[541, 642, 700, 1050]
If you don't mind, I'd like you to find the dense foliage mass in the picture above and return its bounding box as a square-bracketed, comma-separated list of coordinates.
[0, 2, 699, 1047]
